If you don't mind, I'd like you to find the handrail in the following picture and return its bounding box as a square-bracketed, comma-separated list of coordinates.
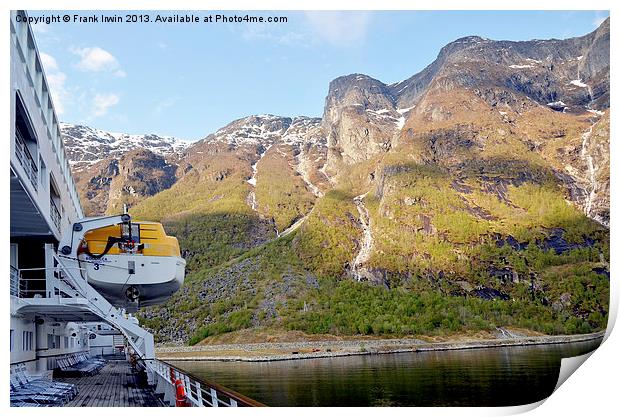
[15, 127, 38, 190]
[152, 359, 265, 407]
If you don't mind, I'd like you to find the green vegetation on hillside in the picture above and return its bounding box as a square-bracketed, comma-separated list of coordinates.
[134, 112, 609, 346]
[254, 145, 316, 232]
[283, 277, 604, 337]
[294, 190, 361, 277]
[138, 198, 608, 345]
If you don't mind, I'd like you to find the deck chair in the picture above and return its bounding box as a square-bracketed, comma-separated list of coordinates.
[10, 399, 48, 407]
[18, 363, 77, 393]
[15, 365, 77, 399]
[74, 354, 102, 374]
[81, 353, 106, 371]
[56, 355, 96, 377]
[10, 374, 65, 406]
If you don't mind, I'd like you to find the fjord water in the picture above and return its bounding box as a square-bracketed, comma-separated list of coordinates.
[170, 339, 601, 407]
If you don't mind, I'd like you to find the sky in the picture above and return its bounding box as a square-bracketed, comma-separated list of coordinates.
[29, 10, 609, 141]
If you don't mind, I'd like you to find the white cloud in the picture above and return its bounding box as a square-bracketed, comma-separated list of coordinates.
[40, 52, 58, 71]
[39, 52, 68, 115]
[92, 93, 120, 118]
[239, 23, 308, 46]
[233, 11, 372, 48]
[231, 13, 309, 47]
[277, 31, 308, 46]
[71, 46, 126, 76]
[154, 97, 178, 115]
[46, 72, 68, 114]
[303, 11, 372, 47]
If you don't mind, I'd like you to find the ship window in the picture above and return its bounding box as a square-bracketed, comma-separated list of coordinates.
[121, 223, 140, 243]
[70, 338, 74, 348]
[47, 333, 54, 348]
[49, 175, 61, 215]
[22, 331, 33, 351]
[10, 330, 14, 352]
[54, 335, 61, 349]
[10, 244, 18, 268]
[64, 336, 69, 349]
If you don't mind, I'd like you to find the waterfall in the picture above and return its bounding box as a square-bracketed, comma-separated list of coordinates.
[351, 192, 373, 282]
[246, 144, 273, 211]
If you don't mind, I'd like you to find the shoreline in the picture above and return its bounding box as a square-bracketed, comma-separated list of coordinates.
[156, 331, 604, 362]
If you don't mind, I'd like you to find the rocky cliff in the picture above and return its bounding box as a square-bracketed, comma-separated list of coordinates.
[320, 18, 609, 224]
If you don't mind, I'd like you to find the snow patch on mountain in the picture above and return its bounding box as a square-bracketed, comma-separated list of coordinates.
[61, 122, 190, 170]
[569, 79, 589, 88]
[206, 115, 327, 148]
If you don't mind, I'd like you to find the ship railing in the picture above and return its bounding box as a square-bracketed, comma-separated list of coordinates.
[11, 267, 47, 298]
[10, 266, 19, 297]
[22, 246, 263, 407]
[150, 359, 265, 407]
[15, 127, 38, 191]
[17, 276, 46, 298]
[50, 197, 61, 231]
[12, 263, 85, 299]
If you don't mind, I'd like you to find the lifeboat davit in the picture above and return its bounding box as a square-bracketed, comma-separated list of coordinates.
[77, 221, 185, 312]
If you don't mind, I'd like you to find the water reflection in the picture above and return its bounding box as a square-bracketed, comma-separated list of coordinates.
[171, 339, 601, 407]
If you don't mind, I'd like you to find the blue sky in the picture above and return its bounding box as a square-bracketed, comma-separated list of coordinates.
[30, 10, 609, 140]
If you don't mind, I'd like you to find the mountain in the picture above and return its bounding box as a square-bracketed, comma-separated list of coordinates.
[61, 123, 190, 215]
[61, 123, 189, 171]
[321, 19, 609, 224]
[130, 115, 330, 242]
[64, 19, 610, 345]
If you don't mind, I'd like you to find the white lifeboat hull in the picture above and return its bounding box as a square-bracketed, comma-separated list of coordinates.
[79, 254, 185, 311]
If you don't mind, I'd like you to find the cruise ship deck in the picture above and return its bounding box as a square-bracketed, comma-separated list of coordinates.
[57, 360, 163, 407]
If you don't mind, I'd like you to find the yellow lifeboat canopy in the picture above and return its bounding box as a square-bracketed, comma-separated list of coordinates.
[78, 221, 185, 312]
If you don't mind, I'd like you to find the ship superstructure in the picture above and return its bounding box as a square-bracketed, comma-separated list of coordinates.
[10, 9, 87, 373]
[9, 10, 259, 408]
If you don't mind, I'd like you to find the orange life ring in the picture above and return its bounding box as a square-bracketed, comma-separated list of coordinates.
[175, 378, 189, 407]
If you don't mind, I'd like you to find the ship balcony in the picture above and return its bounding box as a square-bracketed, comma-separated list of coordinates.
[14, 127, 38, 191]
[10, 169, 56, 238]
[50, 197, 61, 231]
[10, 266, 46, 299]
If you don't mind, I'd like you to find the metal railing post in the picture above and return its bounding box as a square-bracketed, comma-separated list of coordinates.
[44, 243, 55, 298]
[183, 373, 193, 405]
[210, 388, 219, 407]
[196, 381, 203, 406]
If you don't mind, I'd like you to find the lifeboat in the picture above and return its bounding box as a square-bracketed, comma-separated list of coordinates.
[77, 220, 185, 312]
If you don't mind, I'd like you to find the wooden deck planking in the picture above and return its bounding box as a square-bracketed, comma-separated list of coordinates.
[57, 360, 164, 407]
